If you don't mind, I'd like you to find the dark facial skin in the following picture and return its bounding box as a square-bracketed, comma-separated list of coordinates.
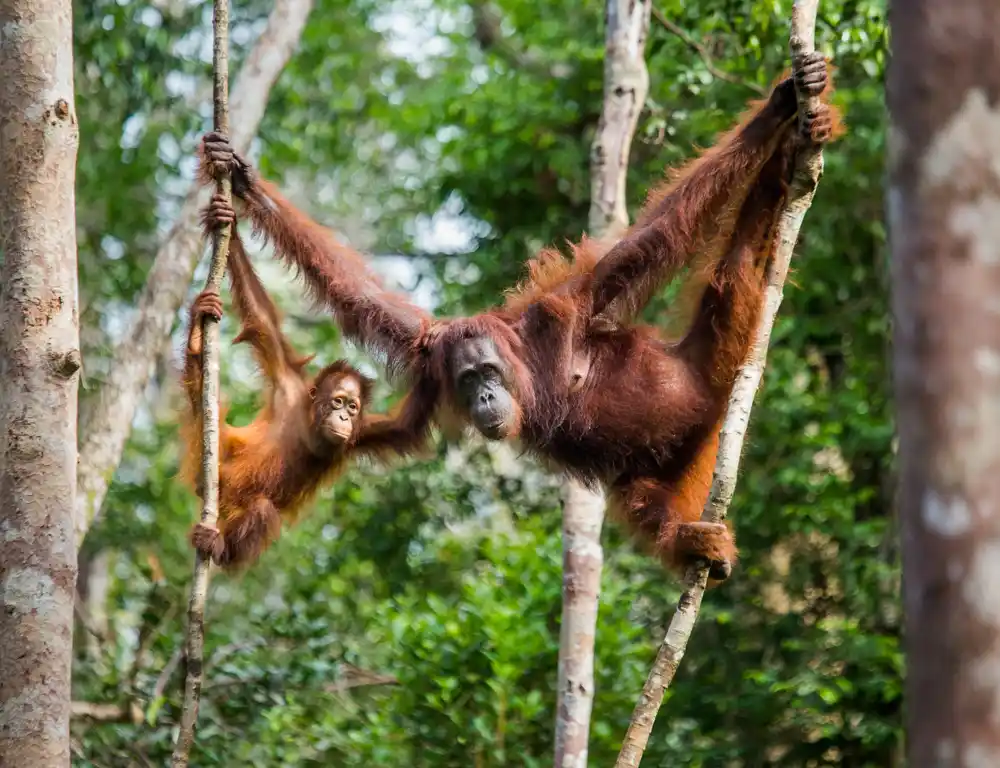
[312, 375, 362, 446]
[451, 337, 515, 439]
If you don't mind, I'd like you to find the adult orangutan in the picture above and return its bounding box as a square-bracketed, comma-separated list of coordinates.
[180, 196, 436, 568]
[197, 53, 842, 580]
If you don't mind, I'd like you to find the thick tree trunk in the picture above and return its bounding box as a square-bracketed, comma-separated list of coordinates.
[74, 0, 314, 549]
[888, 2, 1000, 762]
[554, 3, 650, 767]
[0, 0, 81, 761]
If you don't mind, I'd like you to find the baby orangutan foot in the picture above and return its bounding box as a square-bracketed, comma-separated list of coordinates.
[190, 523, 226, 565]
[708, 557, 733, 582]
[675, 520, 736, 582]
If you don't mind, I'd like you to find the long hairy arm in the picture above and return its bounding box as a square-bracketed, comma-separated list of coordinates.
[227, 226, 314, 405]
[181, 295, 221, 426]
[201, 193, 311, 411]
[180, 291, 223, 496]
[353, 373, 440, 462]
[199, 134, 433, 378]
[590, 56, 840, 321]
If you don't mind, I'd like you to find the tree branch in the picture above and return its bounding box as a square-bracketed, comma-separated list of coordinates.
[74, 0, 314, 550]
[555, 3, 651, 767]
[152, 647, 183, 705]
[70, 701, 144, 724]
[171, 0, 233, 759]
[325, 664, 400, 692]
[614, 3, 824, 765]
[469, 0, 573, 79]
[74, 589, 110, 643]
[651, 7, 766, 95]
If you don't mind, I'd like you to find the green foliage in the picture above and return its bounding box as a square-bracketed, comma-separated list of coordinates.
[72, 0, 896, 765]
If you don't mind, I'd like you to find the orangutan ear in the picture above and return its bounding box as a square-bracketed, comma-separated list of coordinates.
[308, 386, 317, 401]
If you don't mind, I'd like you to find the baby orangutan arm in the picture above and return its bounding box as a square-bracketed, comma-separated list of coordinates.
[202, 195, 313, 412]
[182, 290, 225, 440]
[352, 374, 440, 463]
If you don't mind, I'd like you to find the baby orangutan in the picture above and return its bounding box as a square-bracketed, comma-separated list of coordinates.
[181, 196, 433, 568]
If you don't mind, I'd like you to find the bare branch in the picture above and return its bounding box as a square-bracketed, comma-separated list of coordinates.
[469, 0, 573, 79]
[152, 647, 183, 705]
[651, 7, 766, 95]
[326, 664, 400, 692]
[171, 0, 233, 759]
[74, 591, 110, 643]
[615, 3, 824, 765]
[75, 0, 314, 549]
[126, 597, 179, 693]
[70, 701, 144, 725]
[200, 663, 399, 693]
[555, 3, 651, 767]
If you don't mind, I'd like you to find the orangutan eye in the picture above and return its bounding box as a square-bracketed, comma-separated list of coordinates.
[333, 397, 344, 408]
[348, 402, 359, 414]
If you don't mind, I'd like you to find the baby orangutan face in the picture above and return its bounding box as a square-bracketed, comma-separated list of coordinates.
[312, 374, 363, 446]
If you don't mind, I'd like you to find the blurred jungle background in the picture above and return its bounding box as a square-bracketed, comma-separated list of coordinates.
[71, 0, 893, 764]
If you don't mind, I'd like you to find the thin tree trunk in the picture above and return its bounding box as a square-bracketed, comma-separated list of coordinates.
[0, 0, 81, 760]
[888, 2, 1000, 762]
[556, 479, 607, 768]
[170, 0, 232, 763]
[74, 0, 313, 549]
[615, 3, 825, 765]
[555, 3, 650, 767]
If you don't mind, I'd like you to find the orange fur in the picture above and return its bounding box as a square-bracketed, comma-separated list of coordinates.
[180, 220, 434, 569]
[196, 57, 843, 581]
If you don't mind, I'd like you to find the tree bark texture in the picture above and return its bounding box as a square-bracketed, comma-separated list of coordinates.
[74, 0, 313, 549]
[0, 0, 81, 762]
[888, 2, 1000, 764]
[615, 2, 824, 765]
[556, 479, 607, 768]
[555, 3, 650, 767]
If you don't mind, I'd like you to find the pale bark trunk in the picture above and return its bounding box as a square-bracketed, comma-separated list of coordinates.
[0, 0, 81, 761]
[615, 3, 825, 765]
[554, 3, 650, 767]
[888, 2, 1000, 762]
[74, 0, 314, 549]
[556, 479, 607, 768]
